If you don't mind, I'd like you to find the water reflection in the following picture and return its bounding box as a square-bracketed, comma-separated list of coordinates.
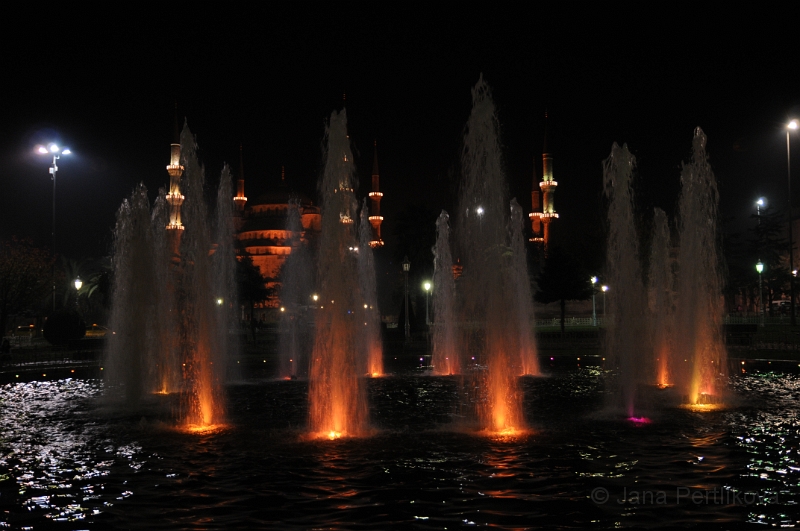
[3, 372, 800, 528]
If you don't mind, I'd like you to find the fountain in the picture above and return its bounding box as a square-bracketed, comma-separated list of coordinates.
[105, 124, 237, 429]
[452, 76, 539, 432]
[602, 143, 649, 415]
[673, 128, 726, 405]
[432, 211, 458, 375]
[649, 207, 675, 389]
[307, 109, 371, 438]
[358, 199, 383, 377]
[278, 200, 314, 379]
[603, 129, 726, 413]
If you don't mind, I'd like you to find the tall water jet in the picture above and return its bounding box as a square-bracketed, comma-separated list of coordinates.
[456, 76, 535, 432]
[308, 109, 368, 438]
[212, 165, 239, 386]
[603, 143, 649, 416]
[106, 184, 159, 404]
[674, 128, 726, 404]
[649, 208, 675, 388]
[278, 200, 313, 379]
[105, 123, 236, 428]
[509, 199, 539, 376]
[358, 200, 383, 377]
[432, 210, 459, 375]
[174, 127, 232, 427]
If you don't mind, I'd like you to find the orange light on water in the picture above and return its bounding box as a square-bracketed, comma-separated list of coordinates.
[680, 403, 723, 412]
[182, 423, 227, 434]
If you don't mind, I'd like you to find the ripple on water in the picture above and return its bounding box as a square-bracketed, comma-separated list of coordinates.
[3, 372, 800, 528]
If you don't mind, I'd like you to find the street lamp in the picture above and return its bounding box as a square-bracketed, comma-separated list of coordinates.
[756, 197, 765, 219]
[37, 143, 71, 311]
[787, 119, 798, 324]
[591, 276, 598, 326]
[756, 260, 764, 326]
[402, 256, 411, 340]
[74, 276, 82, 310]
[601, 285, 608, 317]
[423, 281, 432, 326]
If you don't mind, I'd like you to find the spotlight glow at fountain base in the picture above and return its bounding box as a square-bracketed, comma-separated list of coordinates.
[181, 424, 228, 435]
[481, 426, 531, 441]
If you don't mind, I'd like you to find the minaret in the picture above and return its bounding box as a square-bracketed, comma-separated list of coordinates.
[166, 108, 185, 236]
[368, 141, 384, 247]
[234, 144, 247, 211]
[232, 144, 247, 232]
[529, 113, 558, 246]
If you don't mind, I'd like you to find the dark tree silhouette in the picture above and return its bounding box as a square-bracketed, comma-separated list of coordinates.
[750, 205, 791, 314]
[534, 246, 593, 332]
[0, 238, 54, 336]
[236, 255, 270, 333]
[393, 203, 438, 279]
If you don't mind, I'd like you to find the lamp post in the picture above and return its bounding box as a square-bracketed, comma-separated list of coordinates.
[402, 256, 411, 340]
[423, 281, 432, 326]
[756, 197, 765, 220]
[37, 144, 71, 311]
[756, 260, 764, 327]
[788, 119, 798, 325]
[591, 276, 598, 326]
[601, 285, 608, 318]
[74, 276, 82, 311]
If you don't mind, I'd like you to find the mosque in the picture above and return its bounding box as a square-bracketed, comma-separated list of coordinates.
[162, 127, 385, 323]
[162, 114, 554, 323]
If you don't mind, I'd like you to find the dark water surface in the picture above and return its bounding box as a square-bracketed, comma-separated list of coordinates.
[1, 369, 798, 529]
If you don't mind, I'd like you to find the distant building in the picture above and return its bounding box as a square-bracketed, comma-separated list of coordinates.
[529, 113, 558, 248]
[236, 166, 320, 316]
[163, 121, 385, 322]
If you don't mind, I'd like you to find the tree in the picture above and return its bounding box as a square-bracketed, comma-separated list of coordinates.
[393, 203, 438, 279]
[750, 206, 790, 314]
[236, 254, 269, 324]
[0, 238, 54, 335]
[534, 246, 593, 332]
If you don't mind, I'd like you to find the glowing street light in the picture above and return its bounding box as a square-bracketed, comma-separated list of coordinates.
[402, 256, 411, 340]
[423, 281, 432, 326]
[601, 285, 608, 316]
[787, 119, 798, 324]
[756, 260, 764, 326]
[591, 276, 598, 327]
[756, 197, 765, 219]
[37, 143, 71, 311]
[73, 276, 82, 310]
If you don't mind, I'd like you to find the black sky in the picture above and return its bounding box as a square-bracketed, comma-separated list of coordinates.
[2, 6, 799, 261]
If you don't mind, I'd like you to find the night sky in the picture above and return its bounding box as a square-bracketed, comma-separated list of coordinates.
[2, 7, 799, 263]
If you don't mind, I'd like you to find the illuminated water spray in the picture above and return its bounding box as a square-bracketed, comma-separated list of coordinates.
[358, 199, 383, 378]
[455, 76, 538, 432]
[106, 123, 236, 429]
[308, 109, 369, 438]
[674, 128, 726, 404]
[432, 211, 458, 375]
[604, 129, 726, 413]
[279, 200, 313, 379]
[603, 143, 649, 416]
[649, 207, 674, 388]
